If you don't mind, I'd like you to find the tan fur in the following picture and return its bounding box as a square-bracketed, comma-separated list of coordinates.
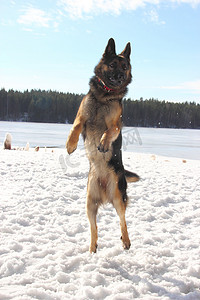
[66, 38, 138, 252]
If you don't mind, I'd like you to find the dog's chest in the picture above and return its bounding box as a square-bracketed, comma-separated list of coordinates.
[87, 98, 121, 128]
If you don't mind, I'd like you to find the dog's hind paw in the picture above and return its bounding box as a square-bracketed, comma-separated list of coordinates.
[89, 243, 98, 253]
[121, 236, 131, 250]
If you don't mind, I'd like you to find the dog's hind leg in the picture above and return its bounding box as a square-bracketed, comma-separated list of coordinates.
[113, 188, 131, 250]
[87, 173, 100, 253]
[87, 195, 98, 253]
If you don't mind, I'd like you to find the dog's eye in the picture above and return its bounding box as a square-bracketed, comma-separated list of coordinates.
[109, 63, 114, 68]
[122, 64, 127, 70]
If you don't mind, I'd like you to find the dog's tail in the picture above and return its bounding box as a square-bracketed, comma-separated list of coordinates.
[125, 170, 140, 183]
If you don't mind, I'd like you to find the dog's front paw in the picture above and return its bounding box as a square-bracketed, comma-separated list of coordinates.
[66, 138, 77, 154]
[98, 137, 110, 153]
[97, 142, 109, 153]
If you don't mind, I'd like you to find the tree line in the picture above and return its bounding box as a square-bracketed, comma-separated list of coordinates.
[0, 88, 200, 128]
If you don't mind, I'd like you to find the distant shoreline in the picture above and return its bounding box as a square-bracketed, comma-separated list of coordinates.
[1, 89, 200, 129]
[1, 121, 200, 160]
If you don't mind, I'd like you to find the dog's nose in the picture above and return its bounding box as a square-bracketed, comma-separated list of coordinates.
[117, 73, 125, 83]
[117, 73, 125, 80]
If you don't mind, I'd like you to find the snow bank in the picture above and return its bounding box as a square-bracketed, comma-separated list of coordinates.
[0, 148, 200, 299]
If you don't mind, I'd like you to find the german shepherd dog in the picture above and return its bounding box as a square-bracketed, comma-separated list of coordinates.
[66, 38, 139, 253]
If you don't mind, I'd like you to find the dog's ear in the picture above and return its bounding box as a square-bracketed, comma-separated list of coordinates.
[103, 38, 116, 57]
[120, 42, 131, 60]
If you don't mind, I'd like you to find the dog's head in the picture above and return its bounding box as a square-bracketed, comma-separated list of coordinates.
[94, 38, 132, 91]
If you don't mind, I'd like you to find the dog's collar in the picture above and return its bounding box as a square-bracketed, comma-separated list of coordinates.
[96, 76, 115, 92]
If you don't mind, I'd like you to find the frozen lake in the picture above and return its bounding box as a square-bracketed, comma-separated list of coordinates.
[0, 121, 200, 160]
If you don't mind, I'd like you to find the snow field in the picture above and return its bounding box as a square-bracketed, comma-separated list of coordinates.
[0, 148, 200, 299]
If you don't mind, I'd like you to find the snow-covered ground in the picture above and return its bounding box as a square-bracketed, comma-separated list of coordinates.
[0, 147, 200, 299]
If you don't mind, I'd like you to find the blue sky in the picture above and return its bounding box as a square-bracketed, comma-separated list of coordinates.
[0, 0, 200, 103]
